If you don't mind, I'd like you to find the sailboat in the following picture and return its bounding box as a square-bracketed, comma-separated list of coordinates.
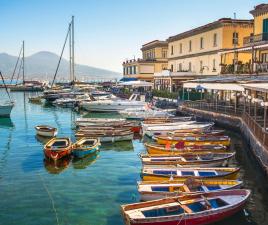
[9, 41, 45, 92]
[43, 16, 79, 102]
[0, 71, 14, 117]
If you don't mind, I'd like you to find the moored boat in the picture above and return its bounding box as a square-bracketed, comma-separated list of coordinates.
[155, 135, 231, 147]
[144, 122, 214, 137]
[141, 167, 240, 181]
[121, 189, 250, 225]
[75, 130, 133, 142]
[138, 179, 243, 201]
[43, 137, 72, 161]
[72, 138, 101, 158]
[145, 143, 228, 155]
[0, 102, 14, 117]
[139, 152, 235, 167]
[35, 125, 58, 137]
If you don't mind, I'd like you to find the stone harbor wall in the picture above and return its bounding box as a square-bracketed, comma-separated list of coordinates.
[179, 105, 268, 175]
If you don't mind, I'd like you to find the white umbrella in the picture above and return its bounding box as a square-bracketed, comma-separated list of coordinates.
[119, 80, 153, 87]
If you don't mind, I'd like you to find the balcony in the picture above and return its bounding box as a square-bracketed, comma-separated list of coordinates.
[243, 33, 268, 46]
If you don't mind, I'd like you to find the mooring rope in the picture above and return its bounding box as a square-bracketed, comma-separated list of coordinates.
[38, 173, 60, 225]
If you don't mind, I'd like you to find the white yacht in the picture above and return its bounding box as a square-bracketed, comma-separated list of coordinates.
[81, 94, 146, 112]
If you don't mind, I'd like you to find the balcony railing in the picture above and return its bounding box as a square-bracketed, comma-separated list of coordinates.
[243, 33, 268, 46]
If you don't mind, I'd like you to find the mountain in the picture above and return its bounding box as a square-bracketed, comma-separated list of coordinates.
[0, 51, 122, 81]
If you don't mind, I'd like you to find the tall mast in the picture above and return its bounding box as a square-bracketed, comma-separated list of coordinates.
[72, 16, 75, 82]
[22, 40, 25, 84]
[69, 22, 72, 82]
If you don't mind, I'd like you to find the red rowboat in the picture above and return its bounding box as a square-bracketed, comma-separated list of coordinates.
[121, 189, 250, 225]
[44, 137, 72, 161]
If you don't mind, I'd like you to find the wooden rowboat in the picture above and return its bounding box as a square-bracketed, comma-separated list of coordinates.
[72, 138, 101, 158]
[35, 125, 58, 137]
[141, 167, 240, 181]
[75, 130, 134, 142]
[145, 143, 228, 155]
[137, 179, 243, 201]
[121, 189, 250, 225]
[139, 152, 235, 167]
[43, 137, 72, 161]
[167, 130, 225, 137]
[155, 135, 231, 147]
[143, 117, 192, 124]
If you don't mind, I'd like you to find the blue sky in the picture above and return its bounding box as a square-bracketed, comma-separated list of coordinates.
[0, 0, 264, 72]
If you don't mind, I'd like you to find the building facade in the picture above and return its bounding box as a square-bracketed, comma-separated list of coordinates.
[221, 4, 268, 74]
[167, 18, 253, 76]
[122, 40, 168, 81]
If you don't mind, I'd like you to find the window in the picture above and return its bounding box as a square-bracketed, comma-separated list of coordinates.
[179, 63, 182, 71]
[189, 40, 192, 52]
[233, 32, 239, 45]
[129, 66, 132, 74]
[179, 43, 182, 54]
[189, 62, 192, 71]
[200, 37, 204, 49]
[213, 59, 216, 71]
[200, 61, 203, 72]
[162, 49, 167, 58]
[133, 66, 136, 74]
[170, 64, 174, 72]
[213, 33, 217, 47]
[171, 45, 174, 55]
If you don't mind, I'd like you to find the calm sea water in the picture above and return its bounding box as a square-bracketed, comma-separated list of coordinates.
[0, 89, 268, 225]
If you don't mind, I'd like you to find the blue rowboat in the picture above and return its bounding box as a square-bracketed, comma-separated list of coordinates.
[72, 138, 100, 158]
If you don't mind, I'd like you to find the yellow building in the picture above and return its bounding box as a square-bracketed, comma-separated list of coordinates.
[221, 4, 268, 74]
[153, 18, 253, 92]
[122, 40, 168, 81]
[167, 18, 253, 76]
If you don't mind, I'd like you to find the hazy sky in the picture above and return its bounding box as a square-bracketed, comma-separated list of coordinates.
[0, 0, 264, 73]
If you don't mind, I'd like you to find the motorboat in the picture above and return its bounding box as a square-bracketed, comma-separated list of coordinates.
[0, 101, 14, 117]
[80, 93, 147, 112]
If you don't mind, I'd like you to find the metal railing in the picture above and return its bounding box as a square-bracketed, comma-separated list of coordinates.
[183, 100, 243, 116]
[183, 100, 268, 150]
[243, 33, 268, 46]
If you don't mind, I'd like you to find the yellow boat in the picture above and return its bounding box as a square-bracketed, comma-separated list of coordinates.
[138, 179, 243, 201]
[141, 167, 240, 181]
[155, 135, 231, 147]
[145, 143, 229, 155]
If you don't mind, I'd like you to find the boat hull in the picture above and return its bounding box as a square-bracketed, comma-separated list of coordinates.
[0, 103, 13, 117]
[44, 148, 72, 161]
[156, 138, 230, 147]
[82, 102, 146, 112]
[72, 146, 100, 158]
[36, 130, 58, 137]
[124, 203, 245, 225]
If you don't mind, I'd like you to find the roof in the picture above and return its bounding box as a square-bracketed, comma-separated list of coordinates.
[141, 40, 168, 51]
[167, 18, 253, 43]
[250, 4, 268, 16]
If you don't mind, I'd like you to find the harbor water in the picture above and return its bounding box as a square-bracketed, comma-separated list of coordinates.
[0, 90, 268, 225]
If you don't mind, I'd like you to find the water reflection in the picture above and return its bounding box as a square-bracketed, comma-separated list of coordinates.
[0, 118, 14, 128]
[35, 134, 51, 144]
[43, 157, 71, 174]
[72, 152, 99, 169]
[101, 141, 134, 152]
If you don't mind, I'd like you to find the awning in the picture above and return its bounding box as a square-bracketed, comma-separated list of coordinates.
[119, 77, 138, 82]
[242, 83, 268, 92]
[183, 82, 244, 91]
[119, 80, 153, 87]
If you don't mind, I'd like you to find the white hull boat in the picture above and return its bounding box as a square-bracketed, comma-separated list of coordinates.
[80, 94, 146, 112]
[0, 102, 14, 117]
[35, 125, 58, 137]
[119, 108, 173, 120]
[144, 122, 214, 137]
